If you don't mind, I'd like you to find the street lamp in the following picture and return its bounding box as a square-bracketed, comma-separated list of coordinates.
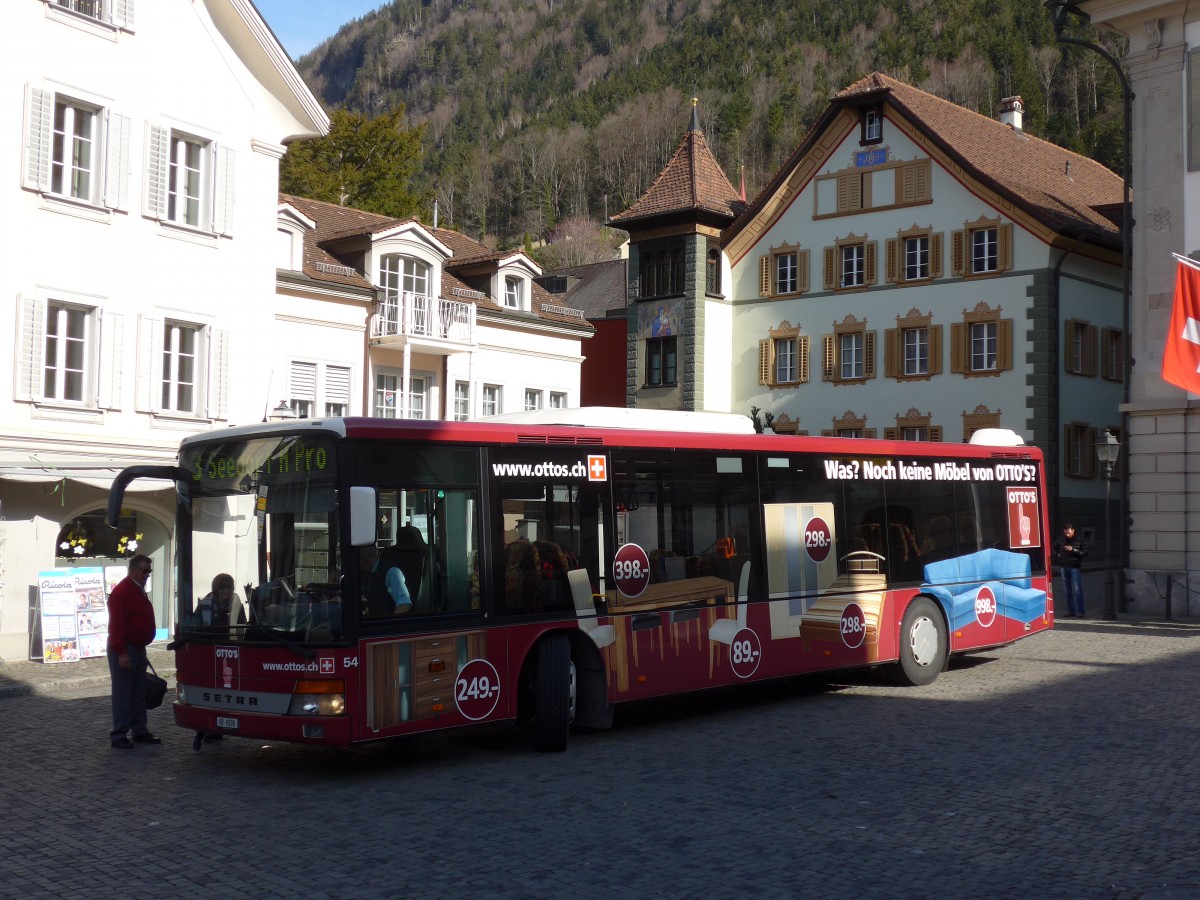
[1045, 0, 1133, 621]
[269, 400, 298, 421]
[1095, 429, 1121, 620]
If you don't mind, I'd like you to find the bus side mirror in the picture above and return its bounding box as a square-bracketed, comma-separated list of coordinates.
[349, 486, 378, 547]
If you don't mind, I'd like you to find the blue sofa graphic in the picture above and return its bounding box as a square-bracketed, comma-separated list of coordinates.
[920, 548, 1047, 631]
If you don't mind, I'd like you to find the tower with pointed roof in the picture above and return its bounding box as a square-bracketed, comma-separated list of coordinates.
[609, 99, 745, 411]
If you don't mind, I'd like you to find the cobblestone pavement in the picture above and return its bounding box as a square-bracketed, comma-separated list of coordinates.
[3, 616, 1200, 899]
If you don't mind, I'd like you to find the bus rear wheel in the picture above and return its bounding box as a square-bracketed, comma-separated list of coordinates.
[891, 597, 947, 687]
[533, 634, 574, 752]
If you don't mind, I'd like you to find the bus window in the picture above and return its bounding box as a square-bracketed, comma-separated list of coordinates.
[350, 444, 482, 620]
[489, 449, 609, 616]
[610, 450, 759, 603]
[364, 487, 480, 618]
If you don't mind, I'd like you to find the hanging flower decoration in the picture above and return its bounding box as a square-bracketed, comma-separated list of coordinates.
[61, 528, 89, 556]
[117, 532, 144, 555]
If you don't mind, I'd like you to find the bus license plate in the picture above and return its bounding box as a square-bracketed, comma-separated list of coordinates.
[216, 716, 238, 730]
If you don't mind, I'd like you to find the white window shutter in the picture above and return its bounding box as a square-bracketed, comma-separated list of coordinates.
[207, 328, 229, 420]
[136, 315, 163, 412]
[212, 145, 236, 235]
[290, 360, 317, 403]
[326, 365, 351, 409]
[144, 125, 169, 219]
[103, 112, 132, 211]
[16, 296, 46, 402]
[23, 86, 53, 192]
[97, 311, 124, 409]
[112, 0, 135, 29]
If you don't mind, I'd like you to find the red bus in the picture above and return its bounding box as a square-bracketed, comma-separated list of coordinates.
[107, 409, 1052, 752]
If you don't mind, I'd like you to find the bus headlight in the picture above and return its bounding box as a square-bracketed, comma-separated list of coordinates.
[287, 680, 346, 716]
[177, 683, 187, 704]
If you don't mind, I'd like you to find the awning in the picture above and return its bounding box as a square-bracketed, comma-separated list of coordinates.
[0, 460, 176, 493]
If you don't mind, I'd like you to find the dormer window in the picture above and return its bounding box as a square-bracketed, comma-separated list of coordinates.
[862, 108, 882, 145]
[277, 228, 305, 271]
[504, 275, 524, 310]
[381, 254, 430, 297]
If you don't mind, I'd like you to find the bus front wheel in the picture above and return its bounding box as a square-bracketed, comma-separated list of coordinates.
[891, 597, 947, 686]
[533, 634, 574, 752]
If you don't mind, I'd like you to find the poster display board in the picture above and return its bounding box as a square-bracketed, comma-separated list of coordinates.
[38, 567, 111, 663]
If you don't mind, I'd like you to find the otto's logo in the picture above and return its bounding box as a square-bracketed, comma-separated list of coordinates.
[215, 646, 239, 691]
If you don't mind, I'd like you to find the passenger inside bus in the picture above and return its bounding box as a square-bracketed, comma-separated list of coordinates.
[361, 544, 413, 616]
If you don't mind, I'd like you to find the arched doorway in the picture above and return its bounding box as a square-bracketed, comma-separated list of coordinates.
[53, 507, 172, 642]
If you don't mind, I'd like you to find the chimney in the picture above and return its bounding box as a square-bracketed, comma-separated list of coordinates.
[1000, 96, 1024, 131]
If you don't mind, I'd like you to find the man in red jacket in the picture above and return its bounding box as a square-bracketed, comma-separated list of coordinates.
[107, 554, 160, 749]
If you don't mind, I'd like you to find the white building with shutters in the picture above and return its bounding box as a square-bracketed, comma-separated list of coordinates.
[0, 0, 327, 661]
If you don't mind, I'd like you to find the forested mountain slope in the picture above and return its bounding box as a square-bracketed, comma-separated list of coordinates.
[296, 0, 1127, 249]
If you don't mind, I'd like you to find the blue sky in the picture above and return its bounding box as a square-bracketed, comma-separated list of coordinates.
[254, 1, 387, 60]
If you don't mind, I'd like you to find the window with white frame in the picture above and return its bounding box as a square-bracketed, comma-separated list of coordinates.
[325, 366, 350, 416]
[839, 332, 864, 379]
[19, 294, 123, 410]
[44, 302, 91, 403]
[144, 124, 234, 234]
[52, 99, 95, 201]
[951, 303, 1012, 377]
[290, 361, 349, 418]
[862, 108, 882, 143]
[134, 315, 227, 419]
[759, 322, 809, 388]
[823, 235, 876, 290]
[885, 409, 942, 442]
[23, 85, 131, 211]
[454, 382, 471, 421]
[289, 361, 316, 418]
[374, 373, 398, 418]
[373, 371, 427, 419]
[758, 245, 810, 298]
[160, 321, 201, 414]
[821, 411, 875, 439]
[481, 384, 502, 417]
[841, 244, 865, 288]
[904, 236, 929, 281]
[504, 276, 524, 310]
[379, 254, 431, 333]
[822, 315, 875, 384]
[168, 135, 203, 227]
[549, 391, 568, 408]
[970, 322, 997, 371]
[951, 217, 1013, 277]
[885, 310, 942, 381]
[407, 375, 428, 419]
[971, 228, 997, 273]
[524, 388, 543, 411]
[776, 252, 798, 295]
[52, 0, 133, 27]
[56, 0, 103, 19]
[277, 228, 306, 272]
[381, 254, 430, 297]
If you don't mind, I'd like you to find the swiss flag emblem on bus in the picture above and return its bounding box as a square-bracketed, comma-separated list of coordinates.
[587, 455, 607, 482]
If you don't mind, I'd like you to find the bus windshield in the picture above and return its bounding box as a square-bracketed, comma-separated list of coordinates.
[179, 433, 343, 644]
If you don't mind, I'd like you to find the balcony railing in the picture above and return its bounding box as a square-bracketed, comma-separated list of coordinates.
[371, 292, 474, 344]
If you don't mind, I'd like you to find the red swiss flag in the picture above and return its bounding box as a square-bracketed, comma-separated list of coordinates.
[1162, 258, 1200, 394]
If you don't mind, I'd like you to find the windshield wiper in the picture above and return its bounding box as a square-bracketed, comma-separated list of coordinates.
[254, 626, 316, 660]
